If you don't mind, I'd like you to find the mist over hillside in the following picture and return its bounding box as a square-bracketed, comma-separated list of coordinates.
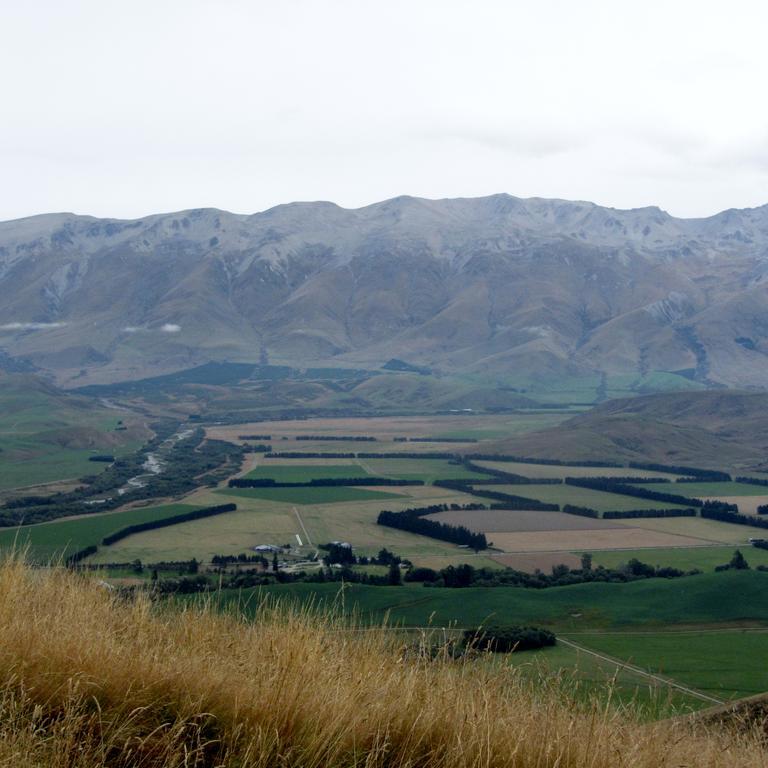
[1, 194, 768, 388]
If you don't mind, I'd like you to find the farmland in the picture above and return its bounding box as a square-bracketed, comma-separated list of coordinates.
[6, 401, 768, 721]
[632, 481, 768, 497]
[216, 485, 403, 505]
[0, 503, 199, 561]
[571, 631, 768, 700]
[206, 412, 571, 446]
[474, 460, 679, 480]
[90, 483, 484, 564]
[487, 484, 689, 512]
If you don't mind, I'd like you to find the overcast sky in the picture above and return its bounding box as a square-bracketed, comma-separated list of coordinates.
[2, 0, 768, 221]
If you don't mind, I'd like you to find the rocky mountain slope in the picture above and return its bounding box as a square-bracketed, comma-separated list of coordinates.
[1, 194, 767, 387]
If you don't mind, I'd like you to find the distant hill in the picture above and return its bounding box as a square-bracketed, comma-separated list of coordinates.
[482, 391, 768, 470]
[1, 194, 768, 389]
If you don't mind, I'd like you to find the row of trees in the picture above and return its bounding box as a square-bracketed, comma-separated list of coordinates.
[102, 504, 237, 546]
[561, 505, 697, 520]
[701, 505, 768, 528]
[377, 505, 488, 550]
[564, 477, 704, 507]
[434, 480, 560, 511]
[628, 462, 731, 481]
[404, 558, 694, 588]
[736, 476, 768, 488]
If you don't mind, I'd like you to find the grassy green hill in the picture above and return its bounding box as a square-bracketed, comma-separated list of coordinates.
[0, 373, 149, 490]
[220, 571, 768, 630]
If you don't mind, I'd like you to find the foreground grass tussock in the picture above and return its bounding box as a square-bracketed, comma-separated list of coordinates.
[0, 560, 763, 767]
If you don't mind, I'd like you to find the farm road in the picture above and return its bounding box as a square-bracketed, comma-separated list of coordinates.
[293, 506, 313, 547]
[558, 637, 724, 705]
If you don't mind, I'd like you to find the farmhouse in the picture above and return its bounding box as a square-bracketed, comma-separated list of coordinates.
[253, 544, 281, 553]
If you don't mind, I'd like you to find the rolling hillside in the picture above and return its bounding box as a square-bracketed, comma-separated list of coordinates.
[484, 390, 768, 469]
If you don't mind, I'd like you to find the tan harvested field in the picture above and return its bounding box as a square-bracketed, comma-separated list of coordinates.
[475, 460, 680, 480]
[206, 412, 568, 446]
[703, 495, 768, 516]
[490, 552, 583, 572]
[425, 509, 625, 532]
[614, 516, 768, 544]
[487, 528, 715, 552]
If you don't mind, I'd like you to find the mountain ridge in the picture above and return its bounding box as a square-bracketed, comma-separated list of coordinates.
[1, 193, 768, 388]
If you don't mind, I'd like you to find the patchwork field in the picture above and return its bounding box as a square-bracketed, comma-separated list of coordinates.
[90, 483, 482, 565]
[206, 412, 570, 446]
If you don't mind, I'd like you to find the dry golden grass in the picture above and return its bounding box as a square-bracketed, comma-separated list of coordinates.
[0, 558, 764, 767]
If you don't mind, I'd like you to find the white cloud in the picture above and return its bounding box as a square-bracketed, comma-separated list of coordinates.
[1, 1, 768, 219]
[122, 326, 140, 333]
[160, 324, 181, 333]
[0, 321, 66, 331]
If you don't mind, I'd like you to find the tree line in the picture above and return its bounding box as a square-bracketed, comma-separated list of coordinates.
[564, 477, 704, 507]
[628, 462, 731, 481]
[433, 480, 560, 510]
[376, 504, 488, 550]
[102, 503, 237, 546]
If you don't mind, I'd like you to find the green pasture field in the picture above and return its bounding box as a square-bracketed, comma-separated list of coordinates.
[0, 447, 111, 491]
[590, 546, 768, 572]
[570, 630, 768, 700]
[0, 504, 199, 561]
[217, 570, 768, 631]
[647, 481, 768, 497]
[216, 486, 403, 505]
[0, 380, 144, 491]
[490, 484, 688, 512]
[357, 458, 486, 483]
[503, 642, 704, 717]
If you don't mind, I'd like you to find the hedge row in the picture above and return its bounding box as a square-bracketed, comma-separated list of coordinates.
[629, 462, 731, 481]
[564, 477, 703, 507]
[102, 503, 237, 546]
